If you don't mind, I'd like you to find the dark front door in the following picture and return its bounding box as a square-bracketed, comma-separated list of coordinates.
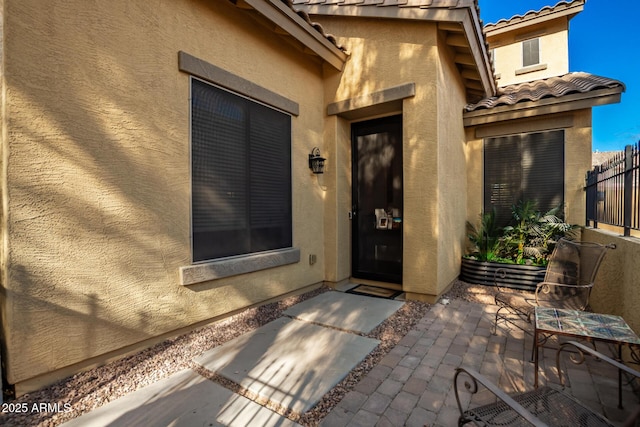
[352, 115, 403, 284]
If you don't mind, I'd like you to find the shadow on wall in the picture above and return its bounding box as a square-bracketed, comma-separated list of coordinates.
[583, 228, 640, 334]
[3, 0, 270, 392]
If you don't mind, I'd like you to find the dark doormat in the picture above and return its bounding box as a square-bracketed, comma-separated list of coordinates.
[346, 285, 403, 300]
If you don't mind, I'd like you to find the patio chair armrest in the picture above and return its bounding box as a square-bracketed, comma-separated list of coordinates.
[557, 341, 640, 386]
[534, 281, 593, 308]
[454, 367, 549, 427]
[535, 281, 593, 292]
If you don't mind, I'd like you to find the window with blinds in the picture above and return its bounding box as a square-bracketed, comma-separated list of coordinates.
[522, 38, 540, 67]
[484, 130, 564, 227]
[191, 78, 292, 262]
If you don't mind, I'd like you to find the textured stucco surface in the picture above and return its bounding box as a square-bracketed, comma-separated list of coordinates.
[488, 19, 569, 87]
[465, 109, 592, 229]
[434, 36, 468, 298]
[1, 0, 598, 396]
[322, 114, 352, 284]
[2, 0, 328, 392]
[310, 17, 468, 300]
[583, 228, 640, 335]
[318, 17, 443, 291]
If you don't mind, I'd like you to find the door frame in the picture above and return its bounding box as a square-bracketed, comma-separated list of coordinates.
[351, 115, 403, 284]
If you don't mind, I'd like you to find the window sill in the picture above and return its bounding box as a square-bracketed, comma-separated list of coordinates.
[515, 63, 548, 76]
[180, 248, 300, 286]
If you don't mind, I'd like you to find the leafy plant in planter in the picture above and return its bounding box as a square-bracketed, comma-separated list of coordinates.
[466, 208, 506, 263]
[466, 201, 577, 267]
[501, 201, 576, 265]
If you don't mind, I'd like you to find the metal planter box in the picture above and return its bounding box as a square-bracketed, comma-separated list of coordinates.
[460, 258, 546, 291]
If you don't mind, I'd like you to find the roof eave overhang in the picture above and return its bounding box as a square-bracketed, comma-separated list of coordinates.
[461, 4, 498, 99]
[463, 87, 623, 127]
[236, 0, 348, 70]
[484, 0, 585, 37]
[295, 2, 497, 100]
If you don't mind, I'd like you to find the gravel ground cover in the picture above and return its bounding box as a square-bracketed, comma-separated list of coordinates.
[0, 285, 435, 427]
[442, 278, 499, 305]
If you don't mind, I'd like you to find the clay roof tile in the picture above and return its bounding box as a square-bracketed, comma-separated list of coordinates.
[464, 72, 625, 112]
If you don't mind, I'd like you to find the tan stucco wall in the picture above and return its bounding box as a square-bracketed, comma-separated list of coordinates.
[433, 35, 468, 298]
[564, 110, 593, 223]
[322, 112, 352, 283]
[488, 19, 569, 87]
[1, 0, 329, 392]
[315, 17, 440, 294]
[582, 228, 640, 335]
[465, 109, 593, 228]
[308, 17, 469, 301]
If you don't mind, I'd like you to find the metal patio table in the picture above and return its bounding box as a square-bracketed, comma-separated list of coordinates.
[534, 307, 640, 408]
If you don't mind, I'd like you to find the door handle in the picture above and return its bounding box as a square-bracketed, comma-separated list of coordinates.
[349, 205, 358, 219]
[349, 205, 358, 220]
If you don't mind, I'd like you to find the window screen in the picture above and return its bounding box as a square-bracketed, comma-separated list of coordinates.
[191, 78, 292, 262]
[522, 38, 540, 67]
[484, 131, 564, 227]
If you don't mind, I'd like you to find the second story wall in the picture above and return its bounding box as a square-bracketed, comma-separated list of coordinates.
[484, 0, 587, 87]
[488, 18, 569, 87]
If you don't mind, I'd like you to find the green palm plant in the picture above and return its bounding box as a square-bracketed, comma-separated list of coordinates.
[502, 201, 576, 265]
[502, 200, 537, 264]
[466, 209, 503, 262]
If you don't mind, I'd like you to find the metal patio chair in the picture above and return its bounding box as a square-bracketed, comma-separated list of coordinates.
[455, 341, 640, 427]
[493, 238, 615, 335]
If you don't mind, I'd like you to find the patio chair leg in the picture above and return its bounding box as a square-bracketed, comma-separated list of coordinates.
[493, 307, 509, 335]
[491, 312, 499, 335]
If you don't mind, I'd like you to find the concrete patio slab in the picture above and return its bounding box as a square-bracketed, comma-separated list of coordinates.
[42, 287, 639, 427]
[194, 317, 380, 414]
[283, 290, 404, 334]
[61, 368, 301, 427]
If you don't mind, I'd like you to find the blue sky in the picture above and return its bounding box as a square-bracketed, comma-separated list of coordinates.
[479, 0, 639, 152]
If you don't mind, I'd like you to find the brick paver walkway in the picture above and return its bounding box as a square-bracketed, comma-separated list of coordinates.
[322, 298, 639, 427]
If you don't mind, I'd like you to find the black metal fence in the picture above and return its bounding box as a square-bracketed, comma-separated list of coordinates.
[585, 141, 640, 236]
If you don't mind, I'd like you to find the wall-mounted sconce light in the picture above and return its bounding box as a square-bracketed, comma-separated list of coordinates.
[308, 147, 325, 174]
